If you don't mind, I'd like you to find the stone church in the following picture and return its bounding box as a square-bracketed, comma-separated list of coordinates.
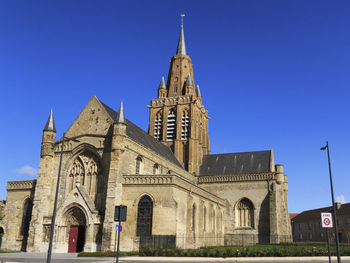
[1, 24, 292, 252]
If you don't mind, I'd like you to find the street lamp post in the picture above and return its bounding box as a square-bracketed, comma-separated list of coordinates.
[321, 141, 341, 263]
[47, 133, 79, 263]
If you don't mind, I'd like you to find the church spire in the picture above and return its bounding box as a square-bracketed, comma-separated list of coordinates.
[43, 109, 56, 132]
[176, 14, 187, 55]
[116, 101, 126, 124]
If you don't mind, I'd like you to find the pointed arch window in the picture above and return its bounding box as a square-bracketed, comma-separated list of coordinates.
[136, 156, 143, 175]
[67, 152, 105, 211]
[153, 164, 159, 175]
[166, 109, 176, 141]
[192, 204, 196, 232]
[154, 111, 162, 140]
[137, 195, 153, 236]
[236, 198, 254, 228]
[20, 199, 33, 237]
[213, 209, 216, 232]
[203, 206, 207, 231]
[181, 109, 190, 140]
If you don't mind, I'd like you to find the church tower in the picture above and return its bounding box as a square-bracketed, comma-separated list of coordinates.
[148, 20, 210, 175]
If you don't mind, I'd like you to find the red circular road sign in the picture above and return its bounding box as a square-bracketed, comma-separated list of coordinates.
[324, 218, 331, 226]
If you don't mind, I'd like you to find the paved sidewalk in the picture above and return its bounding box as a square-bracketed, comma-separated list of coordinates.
[120, 256, 350, 262]
[1, 253, 350, 263]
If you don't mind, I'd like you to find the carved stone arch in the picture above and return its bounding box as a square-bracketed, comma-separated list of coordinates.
[234, 197, 254, 228]
[65, 145, 106, 213]
[133, 192, 158, 207]
[55, 203, 88, 252]
[60, 202, 90, 226]
[234, 197, 255, 211]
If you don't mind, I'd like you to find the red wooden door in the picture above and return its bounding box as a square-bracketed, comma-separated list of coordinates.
[68, 226, 79, 253]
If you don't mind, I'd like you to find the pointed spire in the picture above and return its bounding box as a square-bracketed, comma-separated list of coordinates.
[43, 109, 56, 132]
[158, 76, 166, 90]
[196, 85, 202, 97]
[185, 74, 193, 86]
[116, 101, 126, 124]
[176, 15, 187, 55]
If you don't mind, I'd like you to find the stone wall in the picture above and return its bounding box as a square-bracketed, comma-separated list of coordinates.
[3, 180, 36, 251]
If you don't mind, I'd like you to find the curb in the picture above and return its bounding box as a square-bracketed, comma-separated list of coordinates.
[119, 256, 350, 262]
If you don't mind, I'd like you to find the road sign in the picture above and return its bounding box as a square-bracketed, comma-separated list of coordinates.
[114, 206, 127, 222]
[321, 212, 333, 228]
[115, 225, 123, 232]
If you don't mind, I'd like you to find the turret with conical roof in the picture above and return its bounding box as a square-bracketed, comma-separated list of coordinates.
[158, 77, 167, 98]
[116, 101, 126, 124]
[41, 110, 56, 157]
[43, 109, 56, 132]
[184, 73, 195, 95]
[114, 101, 127, 137]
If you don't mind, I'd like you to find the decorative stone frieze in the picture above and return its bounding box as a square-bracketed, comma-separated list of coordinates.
[7, 180, 36, 191]
[198, 173, 274, 184]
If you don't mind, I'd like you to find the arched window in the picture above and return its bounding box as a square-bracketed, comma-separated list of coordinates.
[67, 151, 105, 212]
[213, 209, 216, 232]
[136, 156, 143, 174]
[220, 211, 223, 233]
[154, 111, 162, 140]
[203, 206, 207, 231]
[20, 199, 33, 237]
[153, 164, 159, 175]
[166, 109, 176, 141]
[181, 109, 190, 140]
[236, 198, 254, 228]
[192, 204, 196, 232]
[137, 195, 153, 236]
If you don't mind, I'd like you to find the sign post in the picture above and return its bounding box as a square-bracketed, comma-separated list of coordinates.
[114, 206, 127, 263]
[321, 212, 333, 263]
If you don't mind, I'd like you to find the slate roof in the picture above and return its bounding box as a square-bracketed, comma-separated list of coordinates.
[292, 203, 350, 222]
[100, 102, 183, 168]
[199, 150, 271, 176]
[43, 109, 56, 132]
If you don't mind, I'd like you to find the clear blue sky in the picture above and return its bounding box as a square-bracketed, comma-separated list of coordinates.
[0, 0, 349, 213]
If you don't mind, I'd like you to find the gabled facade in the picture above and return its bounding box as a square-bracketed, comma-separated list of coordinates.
[292, 203, 350, 243]
[1, 23, 292, 253]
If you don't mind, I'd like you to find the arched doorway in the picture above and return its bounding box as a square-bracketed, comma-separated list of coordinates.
[64, 206, 86, 253]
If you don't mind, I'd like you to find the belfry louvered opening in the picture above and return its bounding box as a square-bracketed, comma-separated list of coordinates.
[154, 112, 162, 140]
[181, 109, 190, 140]
[166, 109, 176, 141]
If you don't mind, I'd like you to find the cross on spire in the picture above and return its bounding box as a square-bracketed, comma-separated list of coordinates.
[176, 14, 187, 55]
[181, 14, 185, 28]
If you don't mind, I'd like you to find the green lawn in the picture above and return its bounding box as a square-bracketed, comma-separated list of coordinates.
[0, 248, 19, 253]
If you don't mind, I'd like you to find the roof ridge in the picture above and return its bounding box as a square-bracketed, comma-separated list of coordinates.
[204, 150, 271, 157]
